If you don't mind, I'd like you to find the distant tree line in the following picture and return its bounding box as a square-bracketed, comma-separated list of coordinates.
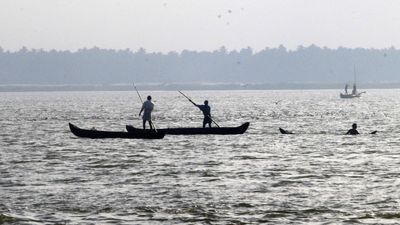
[0, 45, 399, 85]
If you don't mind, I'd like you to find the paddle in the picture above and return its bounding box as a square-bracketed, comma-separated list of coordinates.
[178, 90, 220, 128]
[133, 83, 158, 132]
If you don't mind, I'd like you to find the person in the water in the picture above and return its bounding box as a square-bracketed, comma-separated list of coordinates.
[346, 123, 360, 135]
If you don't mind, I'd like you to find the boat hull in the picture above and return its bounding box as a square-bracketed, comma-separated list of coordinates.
[340, 93, 362, 98]
[126, 122, 250, 135]
[69, 123, 165, 139]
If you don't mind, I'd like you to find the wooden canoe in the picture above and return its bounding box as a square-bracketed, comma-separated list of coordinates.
[126, 122, 250, 135]
[69, 123, 165, 139]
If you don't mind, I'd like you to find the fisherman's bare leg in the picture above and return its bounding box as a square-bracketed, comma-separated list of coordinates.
[203, 117, 211, 128]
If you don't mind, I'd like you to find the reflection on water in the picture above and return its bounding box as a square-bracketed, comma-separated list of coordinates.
[1, 90, 400, 224]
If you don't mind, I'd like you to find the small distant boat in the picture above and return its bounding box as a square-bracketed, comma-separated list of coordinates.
[126, 122, 250, 135]
[69, 123, 165, 139]
[340, 66, 365, 99]
[340, 90, 364, 99]
[340, 83, 365, 98]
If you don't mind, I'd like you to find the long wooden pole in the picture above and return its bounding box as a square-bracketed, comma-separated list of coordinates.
[133, 83, 143, 104]
[178, 90, 220, 128]
[178, 90, 196, 106]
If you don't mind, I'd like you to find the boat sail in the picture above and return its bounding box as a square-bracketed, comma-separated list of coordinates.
[340, 66, 365, 98]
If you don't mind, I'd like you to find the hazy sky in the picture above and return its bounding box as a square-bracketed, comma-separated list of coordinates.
[1, 0, 400, 52]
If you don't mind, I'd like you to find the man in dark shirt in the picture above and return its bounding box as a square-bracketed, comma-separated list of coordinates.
[196, 100, 212, 128]
[346, 123, 360, 135]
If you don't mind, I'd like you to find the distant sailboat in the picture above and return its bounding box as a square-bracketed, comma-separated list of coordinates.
[340, 66, 366, 98]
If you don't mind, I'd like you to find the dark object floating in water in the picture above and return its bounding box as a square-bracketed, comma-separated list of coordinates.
[279, 128, 293, 134]
[69, 123, 165, 139]
[279, 127, 378, 135]
[126, 122, 250, 135]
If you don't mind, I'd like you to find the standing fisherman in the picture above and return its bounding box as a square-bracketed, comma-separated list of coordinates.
[195, 100, 212, 128]
[352, 84, 357, 95]
[139, 95, 154, 130]
[179, 91, 220, 128]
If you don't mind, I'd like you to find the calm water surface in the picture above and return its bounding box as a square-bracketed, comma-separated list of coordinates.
[1, 90, 400, 224]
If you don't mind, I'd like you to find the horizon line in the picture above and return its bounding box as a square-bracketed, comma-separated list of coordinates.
[1, 44, 398, 54]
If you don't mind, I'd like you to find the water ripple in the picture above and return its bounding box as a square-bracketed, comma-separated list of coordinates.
[1, 90, 400, 224]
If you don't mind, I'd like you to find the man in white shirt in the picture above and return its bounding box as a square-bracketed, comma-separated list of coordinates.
[139, 95, 154, 130]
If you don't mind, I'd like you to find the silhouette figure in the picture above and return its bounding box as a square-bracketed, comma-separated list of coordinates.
[139, 96, 154, 130]
[352, 84, 357, 95]
[346, 123, 359, 135]
[195, 100, 212, 128]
